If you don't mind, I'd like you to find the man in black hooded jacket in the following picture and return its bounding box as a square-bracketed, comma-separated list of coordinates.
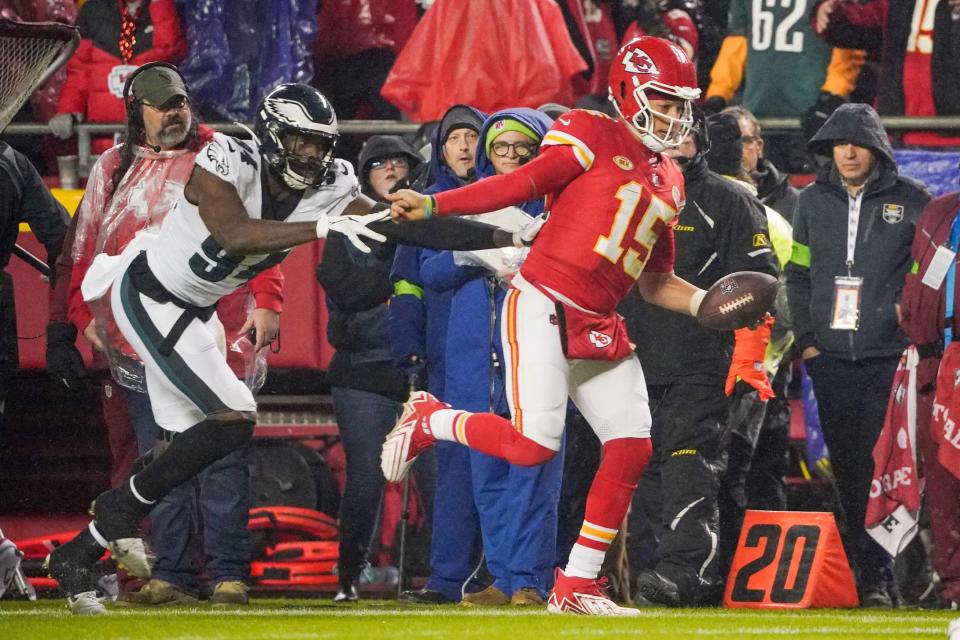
[622, 113, 779, 607]
[786, 102, 930, 607]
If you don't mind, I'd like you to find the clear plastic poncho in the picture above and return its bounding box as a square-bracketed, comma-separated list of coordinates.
[73, 142, 267, 393]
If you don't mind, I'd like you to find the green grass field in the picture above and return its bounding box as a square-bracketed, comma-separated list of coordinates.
[0, 599, 957, 640]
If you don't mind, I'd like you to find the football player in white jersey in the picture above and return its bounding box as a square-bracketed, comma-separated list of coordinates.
[47, 83, 522, 610]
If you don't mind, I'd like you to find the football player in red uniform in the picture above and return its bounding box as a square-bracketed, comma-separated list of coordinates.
[382, 36, 705, 616]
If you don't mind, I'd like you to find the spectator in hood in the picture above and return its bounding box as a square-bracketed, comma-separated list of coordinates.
[357, 135, 423, 201]
[393, 105, 488, 605]
[786, 103, 930, 608]
[315, 138, 431, 602]
[315, 133, 433, 602]
[722, 105, 800, 224]
[434, 106, 484, 188]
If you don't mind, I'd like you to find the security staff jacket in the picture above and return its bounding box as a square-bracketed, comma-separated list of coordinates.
[786, 104, 930, 360]
[623, 154, 779, 386]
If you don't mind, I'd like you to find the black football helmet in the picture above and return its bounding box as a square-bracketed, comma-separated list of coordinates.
[255, 83, 339, 190]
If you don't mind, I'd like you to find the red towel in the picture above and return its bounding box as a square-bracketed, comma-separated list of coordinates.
[866, 347, 921, 557]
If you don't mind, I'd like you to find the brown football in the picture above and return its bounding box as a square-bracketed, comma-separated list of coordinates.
[696, 271, 778, 330]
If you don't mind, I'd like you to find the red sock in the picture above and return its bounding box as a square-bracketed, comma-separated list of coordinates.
[566, 437, 652, 578]
[456, 412, 556, 466]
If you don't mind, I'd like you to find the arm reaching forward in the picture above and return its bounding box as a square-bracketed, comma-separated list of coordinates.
[387, 145, 584, 220]
[635, 270, 707, 317]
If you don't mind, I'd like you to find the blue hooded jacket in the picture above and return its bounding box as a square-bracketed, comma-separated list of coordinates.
[421, 108, 553, 412]
[389, 105, 487, 399]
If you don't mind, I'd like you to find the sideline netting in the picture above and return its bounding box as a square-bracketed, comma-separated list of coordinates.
[0, 18, 79, 133]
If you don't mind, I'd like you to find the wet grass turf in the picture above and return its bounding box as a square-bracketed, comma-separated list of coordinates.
[0, 598, 957, 639]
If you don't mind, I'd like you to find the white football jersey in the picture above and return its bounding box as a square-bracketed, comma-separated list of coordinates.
[146, 132, 359, 307]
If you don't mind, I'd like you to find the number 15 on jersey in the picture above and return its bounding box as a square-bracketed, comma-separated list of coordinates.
[593, 182, 677, 279]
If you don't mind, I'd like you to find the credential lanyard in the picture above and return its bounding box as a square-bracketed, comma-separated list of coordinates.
[845, 188, 864, 271]
[945, 208, 960, 347]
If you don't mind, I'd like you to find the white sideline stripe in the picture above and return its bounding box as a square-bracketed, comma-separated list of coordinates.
[558, 627, 948, 637]
[1, 608, 952, 626]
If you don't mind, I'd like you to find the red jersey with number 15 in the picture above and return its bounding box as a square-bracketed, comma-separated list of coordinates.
[519, 109, 685, 314]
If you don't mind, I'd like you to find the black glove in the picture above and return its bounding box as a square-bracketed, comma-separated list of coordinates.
[45, 322, 87, 391]
[702, 96, 727, 115]
[705, 112, 744, 175]
[802, 91, 845, 142]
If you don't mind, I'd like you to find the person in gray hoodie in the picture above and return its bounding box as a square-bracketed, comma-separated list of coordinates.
[785, 103, 930, 608]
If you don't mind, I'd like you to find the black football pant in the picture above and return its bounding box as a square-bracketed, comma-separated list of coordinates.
[718, 366, 791, 577]
[804, 353, 898, 589]
[629, 382, 730, 602]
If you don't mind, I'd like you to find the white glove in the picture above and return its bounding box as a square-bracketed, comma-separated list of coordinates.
[512, 214, 547, 247]
[0, 538, 22, 599]
[316, 214, 388, 253]
[49, 113, 82, 139]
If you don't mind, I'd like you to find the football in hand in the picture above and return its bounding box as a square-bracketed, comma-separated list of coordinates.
[696, 271, 778, 330]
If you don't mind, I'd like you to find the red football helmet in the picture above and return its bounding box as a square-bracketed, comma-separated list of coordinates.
[608, 36, 700, 152]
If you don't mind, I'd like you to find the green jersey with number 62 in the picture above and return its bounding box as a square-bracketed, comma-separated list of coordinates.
[729, 0, 832, 117]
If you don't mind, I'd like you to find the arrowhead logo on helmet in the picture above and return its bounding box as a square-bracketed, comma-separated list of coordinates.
[622, 48, 659, 75]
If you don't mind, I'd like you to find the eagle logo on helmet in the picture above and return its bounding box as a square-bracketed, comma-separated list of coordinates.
[622, 48, 659, 75]
[263, 98, 317, 127]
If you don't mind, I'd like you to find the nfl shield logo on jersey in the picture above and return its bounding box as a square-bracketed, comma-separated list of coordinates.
[622, 48, 659, 75]
[882, 204, 904, 224]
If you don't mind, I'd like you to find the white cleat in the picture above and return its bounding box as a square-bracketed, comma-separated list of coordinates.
[380, 391, 443, 483]
[948, 618, 960, 640]
[67, 590, 108, 615]
[108, 538, 152, 579]
[546, 568, 639, 617]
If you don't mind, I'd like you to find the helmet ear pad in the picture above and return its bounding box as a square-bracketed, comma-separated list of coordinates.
[259, 121, 287, 175]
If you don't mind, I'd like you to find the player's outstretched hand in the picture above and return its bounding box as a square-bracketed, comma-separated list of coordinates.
[386, 189, 428, 220]
[317, 215, 388, 253]
[513, 214, 547, 247]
